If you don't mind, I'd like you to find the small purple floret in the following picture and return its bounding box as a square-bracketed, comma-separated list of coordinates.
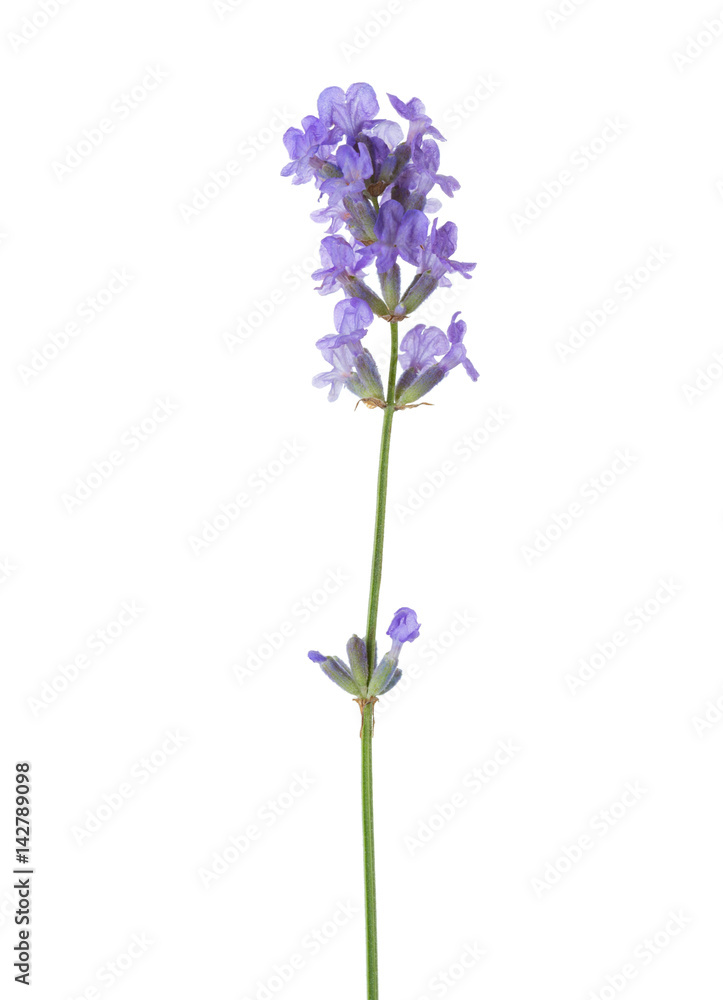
[387, 607, 421, 644]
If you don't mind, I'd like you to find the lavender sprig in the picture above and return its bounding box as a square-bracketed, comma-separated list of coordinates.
[282, 82, 477, 1000]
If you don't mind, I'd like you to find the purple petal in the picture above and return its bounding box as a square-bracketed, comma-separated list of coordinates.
[387, 607, 421, 644]
[387, 93, 428, 122]
[397, 209, 429, 265]
[374, 199, 403, 244]
[446, 311, 466, 344]
[334, 297, 373, 336]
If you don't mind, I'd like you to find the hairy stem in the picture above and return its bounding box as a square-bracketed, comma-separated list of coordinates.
[361, 319, 398, 1000]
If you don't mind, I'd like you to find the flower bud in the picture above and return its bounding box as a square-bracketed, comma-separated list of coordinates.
[308, 650, 362, 696]
[395, 364, 445, 405]
[355, 349, 385, 400]
[342, 276, 389, 317]
[346, 635, 369, 693]
[394, 367, 417, 402]
[379, 142, 412, 186]
[343, 194, 377, 244]
[379, 264, 401, 310]
[399, 271, 439, 315]
[367, 651, 396, 697]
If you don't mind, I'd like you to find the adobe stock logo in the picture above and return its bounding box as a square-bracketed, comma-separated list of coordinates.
[545, 0, 592, 29]
[585, 911, 691, 999]
[404, 740, 520, 856]
[691, 687, 723, 737]
[239, 901, 358, 1000]
[681, 348, 723, 404]
[65, 933, 153, 998]
[51, 68, 169, 180]
[7, 0, 73, 53]
[198, 772, 315, 888]
[187, 440, 305, 555]
[511, 118, 628, 233]
[555, 246, 672, 362]
[27, 601, 144, 717]
[530, 782, 648, 897]
[178, 109, 295, 223]
[413, 942, 486, 1000]
[17, 269, 133, 384]
[521, 450, 638, 565]
[231, 569, 350, 685]
[213, 0, 245, 19]
[672, 12, 723, 72]
[70, 731, 189, 846]
[564, 579, 682, 694]
[395, 408, 510, 522]
[339, 1, 404, 63]
[61, 399, 179, 513]
[0, 558, 18, 587]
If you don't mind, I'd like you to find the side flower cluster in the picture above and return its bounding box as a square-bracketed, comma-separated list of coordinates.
[282, 83, 478, 408]
[308, 608, 420, 700]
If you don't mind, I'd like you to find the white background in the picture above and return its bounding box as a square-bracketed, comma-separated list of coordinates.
[2, 1, 722, 998]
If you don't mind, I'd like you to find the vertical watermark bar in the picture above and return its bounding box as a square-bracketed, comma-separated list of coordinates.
[12, 761, 33, 985]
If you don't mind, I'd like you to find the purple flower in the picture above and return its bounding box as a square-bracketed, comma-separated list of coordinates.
[443, 311, 479, 380]
[395, 312, 478, 405]
[364, 607, 420, 697]
[318, 83, 380, 139]
[357, 133, 401, 190]
[320, 143, 374, 205]
[387, 93, 444, 147]
[334, 297, 374, 337]
[367, 119, 404, 149]
[313, 298, 383, 402]
[315, 329, 366, 353]
[398, 324, 449, 372]
[418, 219, 476, 284]
[407, 139, 459, 198]
[310, 200, 351, 233]
[312, 236, 371, 295]
[372, 200, 428, 273]
[280, 115, 342, 185]
[312, 343, 361, 402]
[315, 298, 373, 353]
[387, 607, 421, 646]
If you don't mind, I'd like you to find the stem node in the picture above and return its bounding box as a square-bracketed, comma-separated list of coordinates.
[354, 696, 378, 737]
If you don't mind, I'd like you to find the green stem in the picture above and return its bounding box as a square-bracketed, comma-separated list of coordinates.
[365, 321, 399, 669]
[361, 319, 398, 1000]
[361, 701, 377, 999]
